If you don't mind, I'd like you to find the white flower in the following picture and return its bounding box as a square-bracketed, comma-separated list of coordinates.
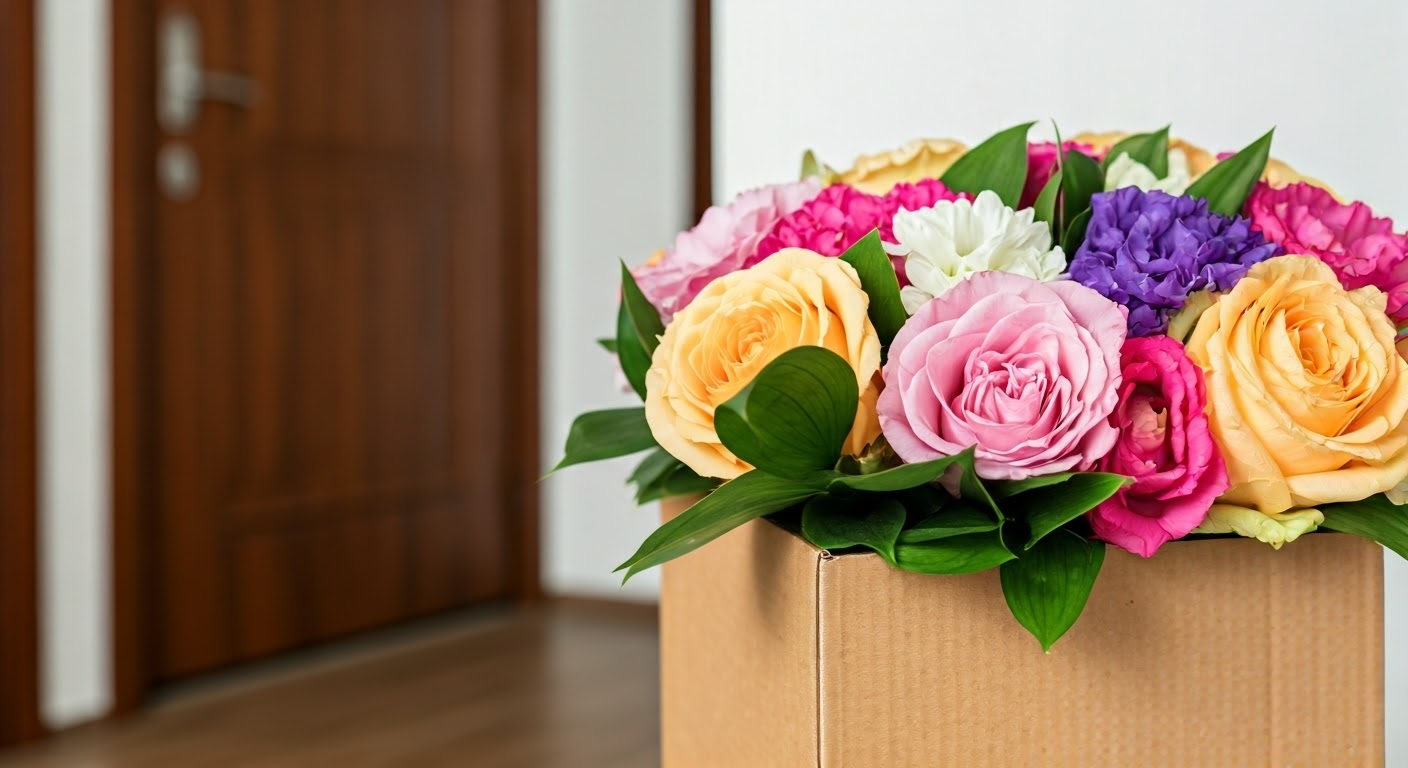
[891, 190, 1066, 313]
[1104, 148, 1193, 195]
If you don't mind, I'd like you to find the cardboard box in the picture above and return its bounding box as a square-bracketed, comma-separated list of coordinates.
[659, 498, 1385, 767]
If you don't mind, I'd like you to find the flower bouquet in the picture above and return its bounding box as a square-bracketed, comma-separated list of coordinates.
[555, 121, 1408, 652]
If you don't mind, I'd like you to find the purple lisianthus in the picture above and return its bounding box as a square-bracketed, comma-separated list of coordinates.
[1069, 188, 1282, 336]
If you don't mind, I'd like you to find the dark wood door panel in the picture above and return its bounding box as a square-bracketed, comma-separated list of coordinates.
[145, 0, 525, 682]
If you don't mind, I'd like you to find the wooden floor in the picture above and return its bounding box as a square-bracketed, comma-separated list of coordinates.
[0, 601, 659, 767]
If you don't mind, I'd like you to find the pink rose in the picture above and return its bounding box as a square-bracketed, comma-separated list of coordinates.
[878, 271, 1126, 480]
[1245, 182, 1408, 321]
[1020, 141, 1100, 209]
[632, 179, 821, 320]
[753, 179, 967, 284]
[1089, 336, 1228, 557]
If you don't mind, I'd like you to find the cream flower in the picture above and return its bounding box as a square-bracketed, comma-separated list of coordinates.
[835, 138, 968, 195]
[1192, 504, 1325, 549]
[1104, 148, 1193, 195]
[890, 190, 1066, 313]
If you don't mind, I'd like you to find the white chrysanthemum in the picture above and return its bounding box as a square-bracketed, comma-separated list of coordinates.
[1104, 147, 1193, 195]
[890, 190, 1066, 313]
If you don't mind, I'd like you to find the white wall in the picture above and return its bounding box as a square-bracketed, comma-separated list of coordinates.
[37, 0, 112, 730]
[540, 0, 692, 600]
[717, 0, 1407, 757]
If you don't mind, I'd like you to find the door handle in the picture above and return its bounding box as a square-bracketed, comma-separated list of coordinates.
[158, 7, 260, 134]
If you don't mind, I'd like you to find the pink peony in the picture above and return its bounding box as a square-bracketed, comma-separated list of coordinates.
[877, 271, 1126, 480]
[1089, 336, 1228, 557]
[753, 179, 967, 283]
[1245, 182, 1408, 321]
[1019, 141, 1100, 210]
[632, 179, 821, 320]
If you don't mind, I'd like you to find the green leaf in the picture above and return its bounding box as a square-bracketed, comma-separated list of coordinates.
[1184, 128, 1273, 217]
[802, 495, 906, 564]
[1061, 207, 1092, 257]
[616, 301, 650, 399]
[894, 530, 1014, 575]
[616, 470, 826, 579]
[636, 464, 719, 504]
[990, 472, 1078, 499]
[898, 500, 1000, 544]
[1320, 493, 1408, 559]
[1059, 150, 1104, 235]
[596, 337, 618, 354]
[940, 121, 1035, 208]
[554, 408, 656, 471]
[826, 447, 975, 493]
[1102, 126, 1170, 177]
[1000, 529, 1105, 651]
[838, 230, 907, 342]
[628, 448, 678, 490]
[619, 262, 666, 356]
[1033, 170, 1061, 232]
[1004, 472, 1130, 549]
[714, 347, 859, 479]
[801, 149, 822, 180]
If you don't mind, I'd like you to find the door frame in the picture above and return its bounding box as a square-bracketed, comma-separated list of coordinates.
[109, 0, 543, 713]
[0, 0, 44, 746]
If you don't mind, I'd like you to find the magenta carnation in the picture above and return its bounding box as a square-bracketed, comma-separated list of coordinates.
[752, 179, 967, 283]
[877, 271, 1126, 480]
[632, 179, 821, 320]
[1089, 336, 1228, 558]
[1020, 141, 1101, 209]
[1245, 182, 1408, 321]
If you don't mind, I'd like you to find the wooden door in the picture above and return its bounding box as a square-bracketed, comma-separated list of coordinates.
[135, 0, 538, 682]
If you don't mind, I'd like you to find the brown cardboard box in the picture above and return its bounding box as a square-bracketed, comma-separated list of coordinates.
[659, 498, 1385, 767]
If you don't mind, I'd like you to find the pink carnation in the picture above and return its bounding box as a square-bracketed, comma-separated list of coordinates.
[632, 179, 821, 320]
[1020, 142, 1100, 210]
[1246, 182, 1408, 321]
[878, 271, 1125, 480]
[1089, 336, 1228, 558]
[753, 179, 967, 283]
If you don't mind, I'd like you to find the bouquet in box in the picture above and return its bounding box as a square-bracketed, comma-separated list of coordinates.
[555, 122, 1408, 649]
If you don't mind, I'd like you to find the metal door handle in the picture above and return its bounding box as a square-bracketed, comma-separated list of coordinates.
[159, 8, 260, 134]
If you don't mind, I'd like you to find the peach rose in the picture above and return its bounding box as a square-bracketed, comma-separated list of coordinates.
[1185, 255, 1408, 521]
[644, 249, 882, 479]
[1069, 131, 1216, 177]
[835, 139, 968, 195]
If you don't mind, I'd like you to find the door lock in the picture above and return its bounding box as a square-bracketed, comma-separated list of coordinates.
[158, 7, 260, 134]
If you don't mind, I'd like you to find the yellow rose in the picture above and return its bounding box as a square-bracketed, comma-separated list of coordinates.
[644, 249, 883, 479]
[835, 139, 968, 195]
[1262, 157, 1342, 200]
[1186, 255, 1408, 521]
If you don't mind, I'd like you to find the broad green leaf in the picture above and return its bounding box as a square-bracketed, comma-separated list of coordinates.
[990, 472, 1077, 499]
[637, 464, 719, 504]
[1059, 150, 1104, 235]
[714, 347, 859, 479]
[1320, 493, 1408, 559]
[619, 262, 666, 355]
[1004, 472, 1130, 549]
[1102, 126, 1170, 177]
[1000, 529, 1105, 651]
[1184, 129, 1273, 217]
[616, 470, 826, 579]
[898, 501, 1000, 544]
[1061, 207, 1093, 257]
[802, 495, 906, 564]
[616, 301, 650, 399]
[940, 121, 1035, 208]
[554, 408, 656, 471]
[628, 448, 678, 490]
[839, 230, 907, 342]
[894, 530, 1014, 575]
[596, 337, 618, 354]
[826, 447, 976, 493]
[1033, 170, 1061, 232]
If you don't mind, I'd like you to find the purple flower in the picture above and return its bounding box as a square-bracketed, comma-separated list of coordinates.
[1069, 188, 1282, 336]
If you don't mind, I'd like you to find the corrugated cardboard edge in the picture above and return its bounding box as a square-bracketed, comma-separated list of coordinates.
[659, 498, 825, 767]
